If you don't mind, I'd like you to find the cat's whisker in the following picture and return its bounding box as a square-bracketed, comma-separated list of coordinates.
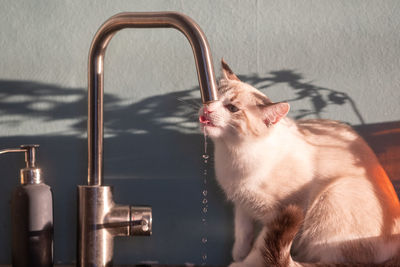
[186, 110, 202, 118]
[176, 98, 202, 110]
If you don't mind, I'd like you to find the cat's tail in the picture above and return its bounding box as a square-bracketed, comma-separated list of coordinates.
[262, 205, 305, 267]
[262, 205, 399, 267]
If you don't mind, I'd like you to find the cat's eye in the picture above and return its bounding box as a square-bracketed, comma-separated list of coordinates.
[225, 104, 239, 113]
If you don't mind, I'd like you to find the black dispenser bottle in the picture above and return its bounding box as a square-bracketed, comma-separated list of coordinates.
[0, 145, 53, 267]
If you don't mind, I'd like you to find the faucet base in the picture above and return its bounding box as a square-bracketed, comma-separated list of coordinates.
[78, 185, 115, 267]
[77, 185, 152, 267]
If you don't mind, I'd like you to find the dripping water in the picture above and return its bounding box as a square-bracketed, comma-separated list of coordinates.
[201, 121, 209, 265]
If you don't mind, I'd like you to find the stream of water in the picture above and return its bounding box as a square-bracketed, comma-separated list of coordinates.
[201, 125, 209, 265]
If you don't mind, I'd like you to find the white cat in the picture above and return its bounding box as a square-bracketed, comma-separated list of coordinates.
[199, 59, 400, 266]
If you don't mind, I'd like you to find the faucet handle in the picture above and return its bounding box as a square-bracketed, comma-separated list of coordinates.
[130, 206, 152, 236]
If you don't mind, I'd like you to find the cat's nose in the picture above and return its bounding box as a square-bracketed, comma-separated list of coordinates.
[203, 106, 214, 114]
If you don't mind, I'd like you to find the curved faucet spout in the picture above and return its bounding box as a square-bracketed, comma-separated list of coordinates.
[87, 12, 218, 186]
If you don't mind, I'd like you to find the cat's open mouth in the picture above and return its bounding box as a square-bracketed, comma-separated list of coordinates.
[199, 115, 214, 126]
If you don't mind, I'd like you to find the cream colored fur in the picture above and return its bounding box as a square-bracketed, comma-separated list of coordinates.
[200, 60, 400, 266]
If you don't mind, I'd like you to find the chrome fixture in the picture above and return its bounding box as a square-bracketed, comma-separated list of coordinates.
[78, 12, 218, 266]
[0, 145, 41, 184]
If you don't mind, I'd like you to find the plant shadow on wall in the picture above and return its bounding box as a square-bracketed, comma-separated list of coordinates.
[0, 69, 398, 264]
[0, 80, 233, 264]
[240, 70, 365, 124]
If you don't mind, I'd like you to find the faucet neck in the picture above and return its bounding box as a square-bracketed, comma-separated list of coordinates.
[87, 12, 218, 186]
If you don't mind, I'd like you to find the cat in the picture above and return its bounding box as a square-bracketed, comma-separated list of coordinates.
[263, 205, 400, 266]
[198, 59, 400, 267]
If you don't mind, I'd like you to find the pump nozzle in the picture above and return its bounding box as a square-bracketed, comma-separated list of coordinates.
[20, 145, 39, 168]
[0, 145, 41, 184]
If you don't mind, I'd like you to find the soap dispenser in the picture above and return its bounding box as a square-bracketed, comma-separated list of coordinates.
[0, 145, 53, 267]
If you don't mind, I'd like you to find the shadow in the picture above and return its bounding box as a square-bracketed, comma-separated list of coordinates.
[0, 80, 232, 265]
[0, 72, 397, 265]
[0, 80, 87, 130]
[239, 70, 365, 124]
[12, 222, 53, 267]
[355, 121, 400, 189]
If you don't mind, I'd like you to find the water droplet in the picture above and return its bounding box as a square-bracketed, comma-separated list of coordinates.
[202, 237, 208, 244]
[202, 198, 208, 204]
[202, 218, 206, 223]
[202, 154, 209, 160]
[202, 253, 207, 260]
[203, 122, 208, 155]
[202, 207, 208, 213]
[203, 170, 207, 175]
[202, 190, 208, 196]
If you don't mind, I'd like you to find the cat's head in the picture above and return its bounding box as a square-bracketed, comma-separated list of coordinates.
[199, 59, 290, 142]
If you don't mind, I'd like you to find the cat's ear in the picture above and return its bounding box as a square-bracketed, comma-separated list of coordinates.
[262, 102, 290, 126]
[221, 58, 241, 82]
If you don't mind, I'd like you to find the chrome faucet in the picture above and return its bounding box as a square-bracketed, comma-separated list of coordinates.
[77, 12, 218, 266]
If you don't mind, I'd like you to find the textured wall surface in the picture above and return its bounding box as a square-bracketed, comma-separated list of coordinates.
[0, 0, 399, 265]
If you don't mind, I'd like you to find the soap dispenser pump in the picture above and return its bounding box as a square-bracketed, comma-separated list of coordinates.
[0, 145, 53, 267]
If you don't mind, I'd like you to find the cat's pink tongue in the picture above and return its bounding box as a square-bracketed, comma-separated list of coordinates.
[199, 115, 210, 124]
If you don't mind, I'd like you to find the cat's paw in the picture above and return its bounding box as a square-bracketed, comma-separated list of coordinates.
[232, 240, 252, 262]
